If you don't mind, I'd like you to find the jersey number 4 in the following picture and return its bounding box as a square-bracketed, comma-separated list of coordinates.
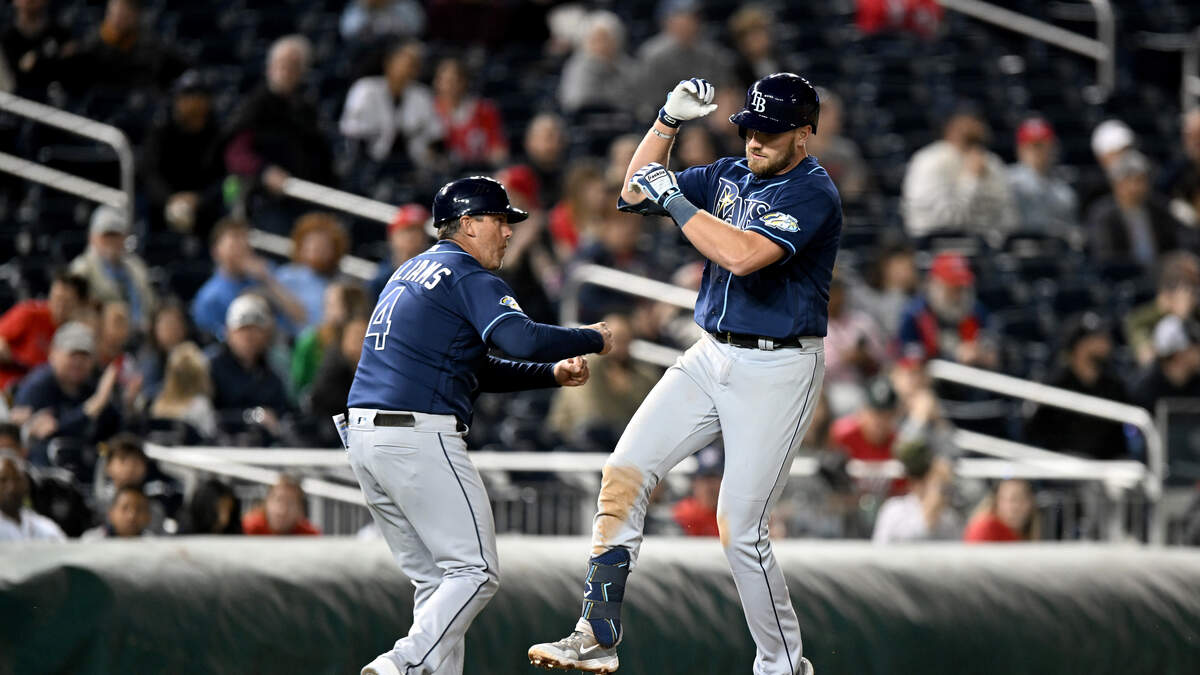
[366, 286, 404, 350]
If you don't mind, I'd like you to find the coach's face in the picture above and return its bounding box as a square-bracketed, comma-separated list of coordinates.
[745, 127, 808, 177]
[462, 214, 512, 271]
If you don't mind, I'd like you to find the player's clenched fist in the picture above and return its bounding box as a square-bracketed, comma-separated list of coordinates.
[629, 162, 682, 208]
[659, 78, 717, 127]
[553, 356, 590, 387]
[582, 321, 614, 355]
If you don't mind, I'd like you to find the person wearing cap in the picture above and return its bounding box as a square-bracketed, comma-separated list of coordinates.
[1130, 314, 1200, 411]
[671, 442, 723, 537]
[1025, 312, 1130, 460]
[141, 69, 224, 240]
[0, 452, 67, 542]
[0, 270, 89, 392]
[204, 294, 291, 436]
[871, 438, 961, 544]
[10, 322, 123, 467]
[897, 252, 997, 369]
[901, 106, 1018, 238]
[369, 204, 432, 301]
[68, 205, 157, 328]
[1091, 119, 1136, 171]
[830, 375, 900, 464]
[633, 0, 734, 121]
[1086, 149, 1186, 269]
[1007, 116, 1078, 237]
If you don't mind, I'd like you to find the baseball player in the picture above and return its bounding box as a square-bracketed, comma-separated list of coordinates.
[347, 176, 614, 675]
[528, 73, 840, 674]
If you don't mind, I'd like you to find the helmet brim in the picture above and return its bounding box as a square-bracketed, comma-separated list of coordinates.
[729, 110, 797, 134]
[466, 206, 529, 224]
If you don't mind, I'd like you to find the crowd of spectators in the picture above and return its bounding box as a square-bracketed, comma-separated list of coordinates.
[3, 0, 1200, 544]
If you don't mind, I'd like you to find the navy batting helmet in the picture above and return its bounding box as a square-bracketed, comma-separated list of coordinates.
[729, 73, 820, 136]
[431, 176, 528, 226]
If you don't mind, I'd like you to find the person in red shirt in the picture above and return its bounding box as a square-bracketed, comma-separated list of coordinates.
[964, 478, 1038, 542]
[0, 271, 89, 391]
[673, 443, 723, 537]
[432, 57, 508, 169]
[830, 376, 899, 462]
[242, 475, 320, 535]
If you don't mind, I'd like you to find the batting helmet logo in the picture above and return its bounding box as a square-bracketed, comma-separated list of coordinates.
[751, 90, 767, 113]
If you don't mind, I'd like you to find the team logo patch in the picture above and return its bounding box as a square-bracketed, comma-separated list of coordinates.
[760, 212, 799, 232]
[499, 295, 523, 312]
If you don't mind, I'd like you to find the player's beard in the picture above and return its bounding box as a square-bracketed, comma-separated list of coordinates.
[747, 141, 797, 177]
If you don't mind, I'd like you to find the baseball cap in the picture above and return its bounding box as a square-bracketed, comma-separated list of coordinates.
[929, 252, 975, 287]
[1106, 150, 1150, 181]
[495, 165, 541, 211]
[89, 205, 128, 237]
[1153, 314, 1198, 359]
[693, 443, 724, 477]
[657, 0, 699, 22]
[1062, 311, 1109, 352]
[388, 203, 431, 235]
[1016, 117, 1055, 145]
[864, 376, 898, 411]
[1091, 119, 1134, 158]
[51, 321, 96, 355]
[172, 69, 211, 97]
[225, 294, 272, 331]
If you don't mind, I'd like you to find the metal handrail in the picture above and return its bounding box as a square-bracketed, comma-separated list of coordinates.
[1137, 27, 1200, 111]
[938, 0, 1116, 98]
[0, 91, 135, 227]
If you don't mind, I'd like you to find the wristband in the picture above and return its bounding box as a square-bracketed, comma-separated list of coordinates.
[650, 127, 676, 141]
[657, 107, 680, 129]
[662, 191, 699, 227]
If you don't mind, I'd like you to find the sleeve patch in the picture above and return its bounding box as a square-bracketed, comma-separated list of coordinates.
[761, 212, 800, 232]
[499, 295, 524, 312]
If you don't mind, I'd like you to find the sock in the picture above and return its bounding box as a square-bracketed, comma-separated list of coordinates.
[580, 548, 630, 648]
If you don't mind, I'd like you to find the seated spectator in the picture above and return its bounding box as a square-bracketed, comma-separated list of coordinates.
[901, 107, 1017, 239]
[190, 217, 307, 338]
[306, 314, 370, 444]
[0, 452, 66, 541]
[82, 484, 151, 540]
[806, 89, 870, 204]
[149, 342, 218, 440]
[674, 125, 719, 171]
[519, 113, 568, 206]
[433, 57, 508, 169]
[11, 323, 122, 466]
[369, 204, 432, 300]
[180, 478, 241, 535]
[897, 252, 997, 369]
[141, 70, 225, 240]
[729, 5, 781, 88]
[1160, 109, 1200, 201]
[573, 211, 654, 321]
[494, 166, 559, 322]
[206, 295, 291, 435]
[1025, 312, 1130, 460]
[95, 300, 134, 369]
[872, 439, 961, 543]
[824, 278, 886, 416]
[0, 269, 88, 391]
[672, 443, 723, 537]
[136, 300, 191, 401]
[340, 40, 442, 166]
[274, 212, 350, 332]
[71, 205, 157, 329]
[242, 475, 320, 536]
[1087, 150, 1186, 269]
[830, 376, 898, 462]
[852, 241, 918, 340]
[558, 10, 636, 114]
[1, 0, 77, 101]
[548, 160, 609, 258]
[1130, 315, 1200, 411]
[1079, 119, 1137, 215]
[1124, 252, 1200, 366]
[340, 0, 426, 42]
[964, 479, 1038, 542]
[547, 314, 660, 448]
[605, 134, 641, 188]
[222, 35, 335, 209]
[1007, 117, 1078, 238]
[92, 433, 171, 532]
[634, 0, 733, 120]
[64, 0, 187, 92]
[292, 282, 368, 399]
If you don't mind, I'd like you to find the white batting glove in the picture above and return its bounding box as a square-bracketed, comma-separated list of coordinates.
[628, 162, 681, 207]
[659, 78, 718, 128]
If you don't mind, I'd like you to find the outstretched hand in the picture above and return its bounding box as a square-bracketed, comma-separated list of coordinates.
[554, 356, 590, 387]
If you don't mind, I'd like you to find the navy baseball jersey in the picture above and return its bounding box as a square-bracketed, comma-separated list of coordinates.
[348, 240, 537, 423]
[675, 154, 841, 338]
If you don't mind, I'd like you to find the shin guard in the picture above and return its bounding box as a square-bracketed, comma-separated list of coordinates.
[580, 548, 630, 648]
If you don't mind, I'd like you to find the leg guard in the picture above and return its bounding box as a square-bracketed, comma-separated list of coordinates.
[580, 548, 630, 648]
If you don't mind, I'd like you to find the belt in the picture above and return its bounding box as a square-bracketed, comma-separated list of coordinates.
[373, 412, 467, 433]
[709, 330, 806, 350]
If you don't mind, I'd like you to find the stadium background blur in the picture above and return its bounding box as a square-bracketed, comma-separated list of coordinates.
[2, 0, 1200, 553]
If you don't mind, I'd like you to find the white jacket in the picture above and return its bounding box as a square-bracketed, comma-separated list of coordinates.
[339, 76, 443, 163]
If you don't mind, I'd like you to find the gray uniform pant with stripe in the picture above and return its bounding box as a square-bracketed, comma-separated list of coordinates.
[347, 409, 499, 675]
[582, 333, 824, 675]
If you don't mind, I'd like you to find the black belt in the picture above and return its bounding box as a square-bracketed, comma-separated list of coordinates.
[374, 412, 467, 433]
[708, 330, 805, 350]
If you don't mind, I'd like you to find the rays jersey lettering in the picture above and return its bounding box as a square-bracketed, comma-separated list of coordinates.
[389, 256, 454, 290]
[672, 155, 843, 339]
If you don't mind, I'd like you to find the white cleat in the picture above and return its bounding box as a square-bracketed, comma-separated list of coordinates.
[528, 631, 619, 673]
[361, 655, 401, 675]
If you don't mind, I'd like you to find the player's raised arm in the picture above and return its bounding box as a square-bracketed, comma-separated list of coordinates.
[620, 78, 717, 205]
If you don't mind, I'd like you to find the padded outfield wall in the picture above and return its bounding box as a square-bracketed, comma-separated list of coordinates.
[2, 537, 1199, 674]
